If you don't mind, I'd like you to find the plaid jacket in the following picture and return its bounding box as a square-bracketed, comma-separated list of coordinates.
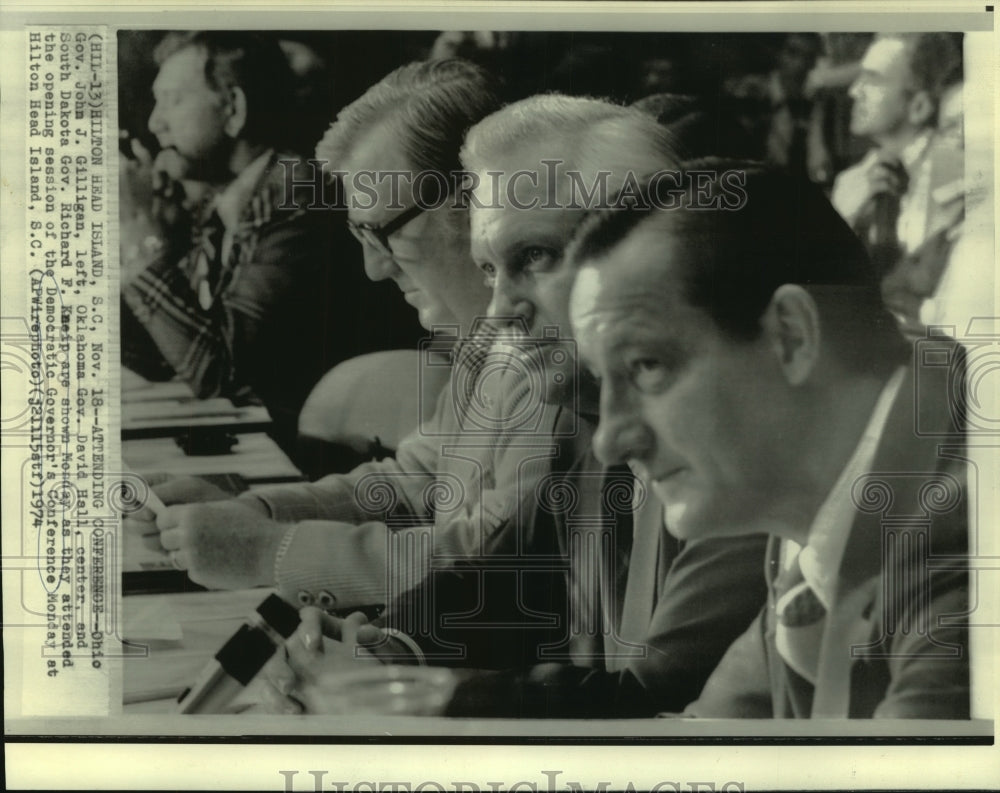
[122, 152, 424, 450]
[124, 151, 302, 400]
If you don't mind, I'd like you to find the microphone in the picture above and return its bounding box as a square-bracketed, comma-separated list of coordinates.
[176, 593, 301, 714]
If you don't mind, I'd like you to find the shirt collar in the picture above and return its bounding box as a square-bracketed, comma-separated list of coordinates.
[211, 149, 274, 232]
[900, 130, 933, 172]
[791, 366, 907, 609]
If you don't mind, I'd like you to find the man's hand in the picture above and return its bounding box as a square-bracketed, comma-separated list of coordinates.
[119, 137, 212, 282]
[125, 475, 244, 526]
[133, 140, 206, 227]
[123, 475, 251, 552]
[867, 153, 909, 200]
[851, 154, 910, 247]
[258, 608, 389, 714]
[123, 510, 166, 553]
[156, 501, 287, 589]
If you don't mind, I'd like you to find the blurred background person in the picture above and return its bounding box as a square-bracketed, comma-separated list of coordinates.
[880, 78, 967, 340]
[723, 33, 824, 176]
[914, 79, 992, 336]
[119, 31, 423, 457]
[830, 33, 964, 338]
[631, 93, 760, 160]
[801, 33, 874, 188]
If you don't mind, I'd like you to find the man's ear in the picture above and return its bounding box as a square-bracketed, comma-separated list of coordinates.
[907, 89, 935, 129]
[760, 284, 821, 386]
[224, 86, 248, 139]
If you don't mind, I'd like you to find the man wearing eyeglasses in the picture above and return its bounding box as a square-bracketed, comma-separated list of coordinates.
[130, 61, 576, 652]
[335, 128, 490, 335]
[343, 197, 474, 333]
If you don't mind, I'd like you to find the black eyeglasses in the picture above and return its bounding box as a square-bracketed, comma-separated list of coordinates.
[346, 204, 426, 257]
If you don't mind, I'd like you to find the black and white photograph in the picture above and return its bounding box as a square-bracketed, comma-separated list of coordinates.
[2, 2, 997, 790]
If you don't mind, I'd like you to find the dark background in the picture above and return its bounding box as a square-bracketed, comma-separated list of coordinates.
[117, 30, 807, 161]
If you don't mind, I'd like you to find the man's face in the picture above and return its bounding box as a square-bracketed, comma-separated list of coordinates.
[342, 122, 491, 331]
[848, 38, 914, 140]
[469, 150, 585, 404]
[571, 220, 796, 540]
[148, 46, 232, 180]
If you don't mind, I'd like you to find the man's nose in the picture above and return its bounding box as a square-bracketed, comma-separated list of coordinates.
[592, 385, 653, 467]
[148, 103, 166, 136]
[487, 272, 534, 328]
[360, 243, 398, 282]
[847, 78, 863, 101]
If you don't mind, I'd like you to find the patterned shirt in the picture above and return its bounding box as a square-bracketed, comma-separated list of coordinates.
[123, 150, 293, 402]
[122, 151, 429, 451]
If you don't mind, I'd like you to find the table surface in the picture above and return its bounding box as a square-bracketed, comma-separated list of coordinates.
[119, 588, 996, 734]
[119, 583, 998, 732]
[121, 370, 272, 436]
[121, 369, 300, 484]
[121, 370, 306, 709]
[123, 587, 274, 712]
[124, 431, 301, 481]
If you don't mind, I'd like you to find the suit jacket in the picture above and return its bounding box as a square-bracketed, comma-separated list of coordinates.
[688, 339, 969, 719]
[386, 419, 770, 717]
[242, 334, 567, 611]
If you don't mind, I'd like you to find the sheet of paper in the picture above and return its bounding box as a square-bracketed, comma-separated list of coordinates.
[123, 597, 183, 641]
